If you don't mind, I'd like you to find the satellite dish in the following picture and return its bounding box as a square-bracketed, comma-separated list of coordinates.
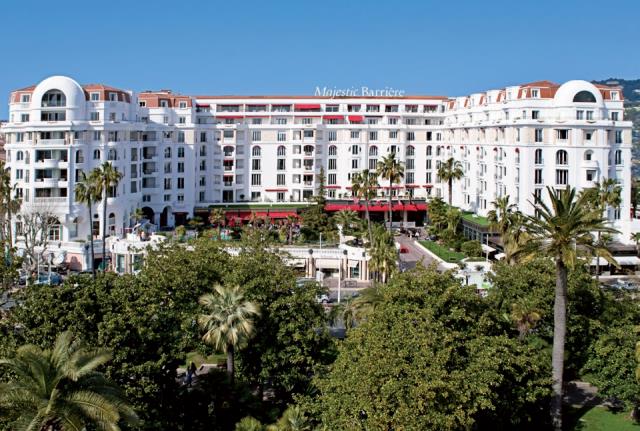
[53, 252, 67, 266]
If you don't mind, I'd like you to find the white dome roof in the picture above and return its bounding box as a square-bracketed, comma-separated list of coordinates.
[30, 75, 86, 121]
[553, 80, 604, 107]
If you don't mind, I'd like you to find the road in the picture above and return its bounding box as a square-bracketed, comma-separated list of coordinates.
[394, 234, 448, 272]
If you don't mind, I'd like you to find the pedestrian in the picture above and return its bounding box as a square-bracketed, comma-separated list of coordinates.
[186, 361, 197, 386]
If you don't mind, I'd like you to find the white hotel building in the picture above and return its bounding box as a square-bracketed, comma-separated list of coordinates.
[0, 76, 636, 269]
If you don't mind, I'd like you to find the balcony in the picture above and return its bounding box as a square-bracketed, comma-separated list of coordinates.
[35, 159, 61, 169]
[37, 139, 66, 146]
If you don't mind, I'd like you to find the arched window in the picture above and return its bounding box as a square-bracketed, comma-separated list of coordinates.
[277, 146, 286, 156]
[534, 149, 543, 164]
[328, 145, 337, 156]
[573, 91, 597, 103]
[93, 149, 101, 160]
[436, 146, 442, 156]
[223, 146, 234, 157]
[16, 151, 23, 161]
[303, 145, 314, 154]
[108, 212, 116, 235]
[406, 145, 415, 156]
[556, 150, 568, 165]
[252, 146, 261, 157]
[369, 146, 378, 157]
[584, 150, 593, 161]
[41, 89, 66, 107]
[426, 145, 432, 156]
[75, 150, 84, 163]
[164, 147, 171, 158]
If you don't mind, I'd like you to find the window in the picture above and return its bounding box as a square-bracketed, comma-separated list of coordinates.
[351, 159, 359, 169]
[406, 159, 415, 170]
[93, 131, 101, 141]
[369, 159, 377, 170]
[573, 91, 597, 103]
[41, 90, 66, 107]
[177, 132, 185, 143]
[351, 131, 360, 139]
[178, 116, 186, 124]
[90, 112, 100, 121]
[277, 159, 285, 170]
[586, 170, 596, 182]
[535, 149, 543, 164]
[615, 150, 622, 165]
[199, 176, 206, 186]
[75, 150, 84, 163]
[328, 159, 337, 170]
[164, 178, 172, 190]
[328, 173, 337, 185]
[177, 162, 184, 173]
[251, 174, 261, 186]
[406, 172, 414, 183]
[277, 146, 286, 156]
[584, 150, 593, 161]
[20, 94, 30, 103]
[426, 159, 432, 170]
[531, 110, 540, 119]
[178, 147, 185, 158]
[586, 111, 593, 120]
[611, 91, 619, 101]
[389, 131, 398, 139]
[615, 130, 623, 144]
[556, 169, 568, 185]
[534, 168, 543, 184]
[93, 149, 101, 160]
[20, 113, 29, 122]
[139, 101, 146, 107]
[277, 174, 286, 185]
[252, 146, 261, 157]
[351, 145, 359, 155]
[369, 146, 378, 156]
[406, 145, 415, 156]
[406, 132, 415, 141]
[252, 131, 261, 141]
[277, 131, 286, 142]
[426, 145, 432, 156]
[369, 131, 378, 141]
[534, 188, 543, 203]
[576, 110, 584, 120]
[556, 150, 568, 165]
[164, 147, 171, 158]
[585, 131, 593, 141]
[534, 129, 543, 142]
[177, 178, 184, 189]
[303, 130, 314, 138]
[328, 131, 337, 141]
[179, 101, 187, 109]
[556, 129, 569, 140]
[611, 111, 619, 121]
[252, 159, 261, 170]
[531, 89, 540, 98]
[200, 160, 206, 171]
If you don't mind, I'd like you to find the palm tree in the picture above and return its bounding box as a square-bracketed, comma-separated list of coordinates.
[436, 157, 464, 206]
[581, 178, 621, 282]
[94, 162, 123, 271]
[0, 331, 138, 431]
[235, 416, 264, 431]
[266, 406, 310, 431]
[74, 171, 100, 278]
[333, 210, 360, 238]
[329, 297, 359, 330]
[367, 225, 397, 283]
[208, 208, 226, 235]
[487, 196, 527, 263]
[522, 186, 618, 430]
[129, 208, 145, 226]
[376, 153, 404, 233]
[198, 284, 260, 383]
[351, 169, 378, 243]
[508, 300, 542, 340]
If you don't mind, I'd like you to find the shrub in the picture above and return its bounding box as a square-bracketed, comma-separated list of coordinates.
[461, 240, 483, 258]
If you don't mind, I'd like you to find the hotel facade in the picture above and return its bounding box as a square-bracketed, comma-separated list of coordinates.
[0, 76, 635, 268]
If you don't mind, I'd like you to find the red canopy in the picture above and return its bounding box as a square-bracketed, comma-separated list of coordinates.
[348, 115, 364, 122]
[295, 104, 321, 110]
[217, 115, 244, 119]
[323, 115, 344, 120]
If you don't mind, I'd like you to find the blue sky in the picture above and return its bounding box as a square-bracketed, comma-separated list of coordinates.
[1, 0, 638, 118]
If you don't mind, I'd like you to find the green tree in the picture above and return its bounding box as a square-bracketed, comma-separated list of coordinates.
[580, 178, 622, 282]
[522, 186, 618, 430]
[303, 269, 551, 430]
[93, 162, 123, 271]
[130, 207, 145, 226]
[367, 225, 397, 283]
[436, 157, 464, 206]
[350, 169, 378, 243]
[332, 210, 360, 237]
[376, 153, 404, 232]
[74, 170, 100, 277]
[198, 284, 260, 383]
[488, 195, 528, 262]
[461, 240, 482, 258]
[426, 196, 448, 237]
[582, 325, 640, 417]
[0, 331, 138, 431]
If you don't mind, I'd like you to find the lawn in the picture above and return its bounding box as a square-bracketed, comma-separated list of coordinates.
[419, 240, 465, 263]
[568, 406, 640, 431]
[461, 212, 491, 227]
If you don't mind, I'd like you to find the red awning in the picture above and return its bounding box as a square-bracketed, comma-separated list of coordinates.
[405, 184, 420, 188]
[295, 104, 321, 110]
[423, 184, 433, 188]
[415, 203, 428, 210]
[196, 103, 210, 108]
[326, 185, 342, 189]
[245, 115, 269, 118]
[323, 115, 344, 120]
[217, 115, 244, 119]
[348, 115, 364, 122]
[265, 188, 288, 192]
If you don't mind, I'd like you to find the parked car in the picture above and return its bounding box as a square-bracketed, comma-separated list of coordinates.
[316, 294, 331, 304]
[35, 272, 63, 286]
